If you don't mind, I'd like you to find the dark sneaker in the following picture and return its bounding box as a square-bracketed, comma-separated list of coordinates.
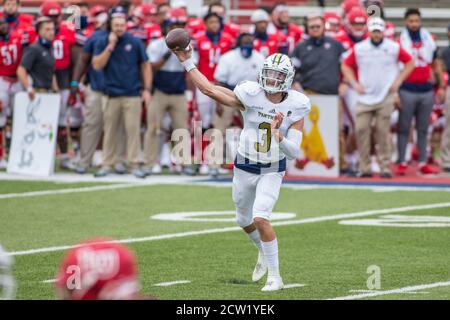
[357, 172, 373, 178]
[94, 167, 111, 178]
[380, 171, 393, 179]
[132, 169, 147, 179]
[141, 167, 152, 177]
[75, 165, 88, 174]
[114, 162, 127, 174]
[183, 166, 196, 176]
[209, 168, 219, 179]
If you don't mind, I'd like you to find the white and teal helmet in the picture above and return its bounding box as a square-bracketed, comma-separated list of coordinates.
[0, 245, 15, 300]
[259, 53, 295, 94]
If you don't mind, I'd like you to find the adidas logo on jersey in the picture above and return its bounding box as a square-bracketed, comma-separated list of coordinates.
[269, 109, 276, 114]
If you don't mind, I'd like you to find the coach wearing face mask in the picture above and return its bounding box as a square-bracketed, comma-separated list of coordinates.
[291, 14, 345, 95]
[213, 33, 265, 132]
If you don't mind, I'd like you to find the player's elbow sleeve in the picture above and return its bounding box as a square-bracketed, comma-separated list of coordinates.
[279, 129, 302, 160]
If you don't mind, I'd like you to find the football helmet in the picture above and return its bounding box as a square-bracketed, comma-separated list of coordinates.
[39, 1, 62, 17]
[55, 238, 139, 300]
[259, 53, 295, 94]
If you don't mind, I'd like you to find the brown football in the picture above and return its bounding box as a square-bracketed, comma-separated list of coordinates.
[165, 28, 190, 50]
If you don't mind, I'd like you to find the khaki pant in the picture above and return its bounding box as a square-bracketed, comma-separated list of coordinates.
[102, 96, 141, 168]
[355, 94, 395, 173]
[144, 89, 188, 167]
[79, 87, 126, 167]
[441, 89, 450, 169]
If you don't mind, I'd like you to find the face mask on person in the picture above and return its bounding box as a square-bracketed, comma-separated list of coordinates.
[5, 14, 17, 24]
[240, 44, 253, 59]
[38, 37, 52, 49]
[79, 15, 88, 29]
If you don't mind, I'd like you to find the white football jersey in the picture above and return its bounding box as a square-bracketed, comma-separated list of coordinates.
[234, 81, 311, 164]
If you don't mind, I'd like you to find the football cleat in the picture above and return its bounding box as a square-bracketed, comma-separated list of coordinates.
[419, 164, 439, 175]
[261, 276, 284, 292]
[252, 251, 267, 282]
[396, 163, 408, 176]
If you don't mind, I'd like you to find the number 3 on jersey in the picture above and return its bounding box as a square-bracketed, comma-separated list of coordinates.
[255, 122, 272, 153]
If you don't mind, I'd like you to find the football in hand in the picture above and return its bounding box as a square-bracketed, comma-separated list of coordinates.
[165, 28, 190, 51]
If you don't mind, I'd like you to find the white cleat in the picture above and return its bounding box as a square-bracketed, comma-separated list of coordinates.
[261, 276, 284, 292]
[252, 251, 268, 282]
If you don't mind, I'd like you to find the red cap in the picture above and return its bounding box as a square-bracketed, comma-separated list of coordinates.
[341, 0, 363, 16]
[89, 5, 107, 17]
[55, 238, 139, 300]
[167, 8, 188, 24]
[39, 1, 62, 17]
[347, 7, 368, 24]
[324, 11, 341, 24]
[133, 4, 156, 21]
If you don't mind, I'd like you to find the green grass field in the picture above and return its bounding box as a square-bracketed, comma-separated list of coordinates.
[1, 178, 450, 300]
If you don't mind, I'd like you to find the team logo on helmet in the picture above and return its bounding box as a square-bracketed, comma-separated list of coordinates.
[258, 53, 295, 94]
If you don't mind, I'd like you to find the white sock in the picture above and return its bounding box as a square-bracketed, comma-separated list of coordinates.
[261, 238, 280, 278]
[247, 230, 263, 251]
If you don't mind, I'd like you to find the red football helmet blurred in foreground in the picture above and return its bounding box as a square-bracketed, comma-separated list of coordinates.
[55, 238, 140, 300]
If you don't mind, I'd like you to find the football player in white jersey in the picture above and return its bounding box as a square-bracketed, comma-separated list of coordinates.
[172, 45, 311, 291]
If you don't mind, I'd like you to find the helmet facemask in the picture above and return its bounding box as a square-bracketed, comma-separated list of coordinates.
[259, 54, 295, 94]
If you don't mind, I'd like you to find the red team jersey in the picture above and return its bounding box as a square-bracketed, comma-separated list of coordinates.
[397, 39, 435, 84]
[334, 30, 369, 51]
[253, 32, 284, 58]
[187, 18, 239, 39]
[193, 32, 234, 81]
[6, 14, 36, 45]
[53, 22, 77, 70]
[0, 33, 25, 77]
[269, 23, 303, 54]
[145, 23, 163, 41]
[187, 17, 204, 37]
[384, 21, 396, 40]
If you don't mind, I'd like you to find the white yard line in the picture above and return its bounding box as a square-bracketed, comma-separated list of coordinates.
[348, 289, 429, 294]
[2, 172, 450, 195]
[42, 279, 57, 284]
[0, 183, 139, 199]
[329, 281, 450, 300]
[153, 280, 191, 287]
[283, 284, 306, 289]
[10, 202, 450, 256]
